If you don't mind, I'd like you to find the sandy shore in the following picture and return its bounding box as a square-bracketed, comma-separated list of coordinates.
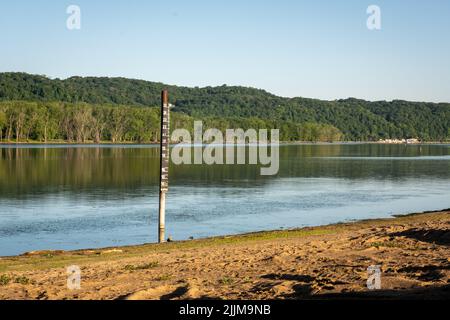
[0, 210, 449, 300]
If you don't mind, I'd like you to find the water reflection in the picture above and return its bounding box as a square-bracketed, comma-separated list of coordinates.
[0, 144, 449, 256]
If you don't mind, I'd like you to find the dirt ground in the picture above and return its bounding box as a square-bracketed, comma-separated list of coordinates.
[0, 210, 449, 300]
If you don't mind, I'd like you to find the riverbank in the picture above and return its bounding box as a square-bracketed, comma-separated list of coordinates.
[1, 141, 449, 148]
[0, 210, 449, 300]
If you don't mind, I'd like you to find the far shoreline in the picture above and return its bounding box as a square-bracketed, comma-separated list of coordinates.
[1, 141, 449, 147]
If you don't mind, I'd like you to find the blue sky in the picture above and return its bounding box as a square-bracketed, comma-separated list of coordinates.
[0, 0, 449, 102]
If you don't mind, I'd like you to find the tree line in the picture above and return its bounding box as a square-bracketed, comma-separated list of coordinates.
[0, 101, 343, 143]
[0, 72, 448, 141]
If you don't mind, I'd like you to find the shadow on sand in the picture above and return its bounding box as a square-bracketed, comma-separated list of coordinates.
[254, 272, 450, 300]
[390, 228, 450, 246]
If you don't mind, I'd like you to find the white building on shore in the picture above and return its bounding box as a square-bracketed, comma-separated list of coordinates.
[377, 138, 420, 144]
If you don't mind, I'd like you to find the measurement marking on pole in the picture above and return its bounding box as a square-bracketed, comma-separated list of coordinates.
[158, 90, 170, 243]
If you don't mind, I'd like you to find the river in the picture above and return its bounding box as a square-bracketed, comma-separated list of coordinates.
[0, 143, 449, 256]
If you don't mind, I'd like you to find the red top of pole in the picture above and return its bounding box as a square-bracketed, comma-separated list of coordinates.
[161, 90, 168, 106]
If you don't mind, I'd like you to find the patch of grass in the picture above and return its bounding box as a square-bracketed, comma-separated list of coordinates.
[155, 274, 171, 281]
[369, 241, 402, 249]
[124, 262, 159, 271]
[207, 228, 335, 245]
[0, 274, 11, 286]
[123, 265, 134, 271]
[219, 276, 234, 285]
[14, 276, 32, 285]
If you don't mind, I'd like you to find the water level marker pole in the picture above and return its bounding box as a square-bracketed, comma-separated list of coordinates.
[158, 90, 170, 243]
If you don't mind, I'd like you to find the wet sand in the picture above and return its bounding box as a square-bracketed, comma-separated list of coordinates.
[0, 210, 449, 300]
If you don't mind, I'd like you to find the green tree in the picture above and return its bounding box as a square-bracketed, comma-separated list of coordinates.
[0, 108, 6, 141]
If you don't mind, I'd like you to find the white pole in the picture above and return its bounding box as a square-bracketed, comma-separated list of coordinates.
[158, 90, 169, 243]
[158, 191, 166, 243]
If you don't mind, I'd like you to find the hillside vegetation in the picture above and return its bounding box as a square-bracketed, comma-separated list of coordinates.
[0, 73, 448, 142]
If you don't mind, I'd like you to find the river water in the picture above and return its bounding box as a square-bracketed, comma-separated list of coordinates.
[0, 143, 449, 256]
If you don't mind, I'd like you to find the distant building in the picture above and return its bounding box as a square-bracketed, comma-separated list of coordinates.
[377, 138, 420, 144]
[406, 138, 420, 144]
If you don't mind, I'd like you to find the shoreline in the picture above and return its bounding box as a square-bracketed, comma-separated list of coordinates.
[1, 141, 449, 147]
[1, 208, 448, 259]
[0, 209, 449, 299]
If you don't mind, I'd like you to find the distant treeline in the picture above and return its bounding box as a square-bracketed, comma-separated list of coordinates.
[0, 101, 342, 143]
[0, 72, 449, 141]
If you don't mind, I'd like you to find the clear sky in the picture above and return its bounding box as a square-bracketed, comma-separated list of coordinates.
[1, 0, 449, 102]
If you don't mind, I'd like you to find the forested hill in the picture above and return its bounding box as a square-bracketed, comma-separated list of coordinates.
[0, 72, 449, 141]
